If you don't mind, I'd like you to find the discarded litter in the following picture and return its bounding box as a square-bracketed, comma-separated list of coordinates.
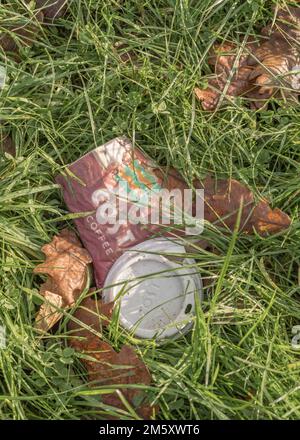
[55, 136, 290, 339]
[55, 136, 204, 339]
[102, 238, 203, 339]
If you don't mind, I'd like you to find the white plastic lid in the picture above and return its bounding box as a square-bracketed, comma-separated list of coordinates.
[102, 238, 203, 339]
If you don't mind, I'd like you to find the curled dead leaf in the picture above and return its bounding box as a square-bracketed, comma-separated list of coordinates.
[249, 36, 300, 101]
[196, 6, 300, 110]
[154, 168, 291, 235]
[34, 229, 92, 306]
[33, 229, 92, 332]
[195, 176, 291, 234]
[264, 6, 300, 40]
[0, 1, 68, 57]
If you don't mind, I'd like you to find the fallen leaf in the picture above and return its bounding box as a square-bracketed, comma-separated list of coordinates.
[194, 41, 258, 110]
[0, 1, 68, 56]
[34, 229, 92, 307]
[249, 38, 300, 103]
[36, 0, 68, 20]
[35, 285, 64, 332]
[67, 291, 156, 419]
[0, 134, 15, 156]
[70, 336, 155, 419]
[68, 293, 114, 339]
[154, 168, 291, 235]
[262, 6, 300, 40]
[195, 6, 300, 110]
[0, 11, 44, 54]
[195, 176, 291, 234]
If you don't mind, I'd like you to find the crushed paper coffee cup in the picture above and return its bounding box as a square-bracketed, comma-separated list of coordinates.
[102, 238, 203, 339]
[56, 137, 204, 289]
[56, 137, 203, 338]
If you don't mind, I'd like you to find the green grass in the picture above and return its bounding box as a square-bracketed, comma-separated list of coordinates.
[0, 0, 300, 420]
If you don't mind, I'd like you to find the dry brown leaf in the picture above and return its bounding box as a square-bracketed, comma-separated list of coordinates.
[34, 229, 92, 307]
[35, 287, 64, 332]
[68, 293, 156, 419]
[262, 6, 300, 40]
[195, 176, 291, 234]
[195, 41, 258, 110]
[196, 6, 300, 110]
[0, 11, 44, 54]
[0, 134, 15, 156]
[248, 6, 300, 101]
[70, 336, 155, 419]
[0, 1, 68, 56]
[68, 293, 114, 339]
[36, 0, 68, 20]
[154, 168, 291, 235]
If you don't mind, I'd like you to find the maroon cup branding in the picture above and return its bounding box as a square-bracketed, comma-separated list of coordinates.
[56, 137, 203, 287]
